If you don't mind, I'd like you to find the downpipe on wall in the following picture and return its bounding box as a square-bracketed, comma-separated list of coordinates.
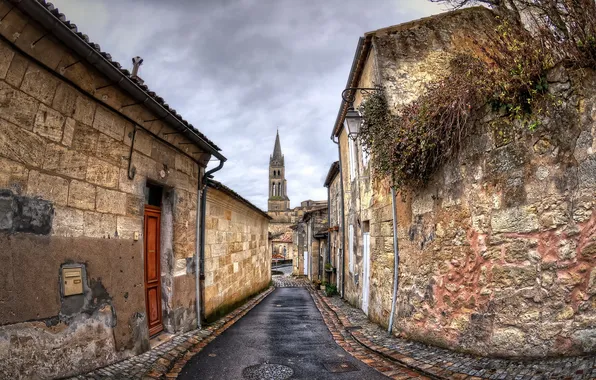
[195, 159, 226, 329]
[326, 185, 331, 282]
[388, 186, 400, 334]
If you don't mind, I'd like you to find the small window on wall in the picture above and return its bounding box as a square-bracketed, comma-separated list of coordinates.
[144, 183, 162, 207]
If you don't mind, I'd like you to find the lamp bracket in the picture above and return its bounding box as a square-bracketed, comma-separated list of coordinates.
[341, 87, 382, 104]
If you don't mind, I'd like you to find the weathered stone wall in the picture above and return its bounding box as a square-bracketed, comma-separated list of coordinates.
[337, 7, 596, 358]
[363, 6, 595, 357]
[203, 187, 270, 321]
[326, 174, 341, 286]
[339, 34, 395, 322]
[0, 236, 146, 379]
[0, 2, 206, 377]
[390, 68, 596, 357]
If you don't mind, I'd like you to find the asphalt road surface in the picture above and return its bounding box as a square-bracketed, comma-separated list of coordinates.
[178, 287, 388, 380]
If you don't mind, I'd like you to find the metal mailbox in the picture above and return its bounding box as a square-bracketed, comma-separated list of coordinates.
[62, 267, 83, 296]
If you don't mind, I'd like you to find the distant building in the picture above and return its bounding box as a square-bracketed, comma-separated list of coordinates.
[268, 130, 289, 211]
[265, 131, 326, 272]
[324, 161, 341, 287]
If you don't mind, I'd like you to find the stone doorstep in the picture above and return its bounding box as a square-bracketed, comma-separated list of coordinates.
[314, 291, 595, 380]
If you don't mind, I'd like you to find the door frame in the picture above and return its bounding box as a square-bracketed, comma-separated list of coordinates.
[144, 204, 163, 337]
[362, 232, 371, 315]
[303, 251, 308, 276]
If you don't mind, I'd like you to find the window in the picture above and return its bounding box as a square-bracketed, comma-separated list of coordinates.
[348, 136, 357, 181]
[348, 224, 354, 273]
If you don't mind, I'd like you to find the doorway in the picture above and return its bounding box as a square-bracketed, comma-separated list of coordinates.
[362, 231, 371, 315]
[144, 183, 163, 336]
[303, 251, 308, 276]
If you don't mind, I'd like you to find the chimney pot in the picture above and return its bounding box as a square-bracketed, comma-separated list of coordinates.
[131, 56, 144, 82]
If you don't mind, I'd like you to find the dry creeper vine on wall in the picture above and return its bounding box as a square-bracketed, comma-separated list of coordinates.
[360, 20, 557, 189]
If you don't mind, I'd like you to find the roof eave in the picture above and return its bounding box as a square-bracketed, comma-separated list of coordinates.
[331, 36, 371, 138]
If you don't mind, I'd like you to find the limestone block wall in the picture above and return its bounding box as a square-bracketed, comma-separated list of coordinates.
[339, 38, 394, 323]
[203, 187, 270, 321]
[0, 3, 205, 377]
[391, 69, 596, 357]
[327, 173, 342, 286]
[338, 6, 595, 357]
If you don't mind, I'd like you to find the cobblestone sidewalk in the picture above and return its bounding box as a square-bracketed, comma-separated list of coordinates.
[271, 274, 311, 287]
[310, 287, 431, 379]
[318, 292, 595, 380]
[69, 287, 274, 380]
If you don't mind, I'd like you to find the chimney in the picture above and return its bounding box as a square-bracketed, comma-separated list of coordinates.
[131, 56, 144, 84]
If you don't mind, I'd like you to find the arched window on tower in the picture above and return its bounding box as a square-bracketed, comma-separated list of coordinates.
[278, 183, 281, 197]
[272, 182, 275, 196]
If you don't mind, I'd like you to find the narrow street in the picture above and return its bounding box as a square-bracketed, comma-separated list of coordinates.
[177, 286, 390, 380]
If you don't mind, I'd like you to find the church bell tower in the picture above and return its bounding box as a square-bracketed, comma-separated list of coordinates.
[268, 130, 290, 211]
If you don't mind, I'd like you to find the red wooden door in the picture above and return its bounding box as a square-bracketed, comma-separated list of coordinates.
[144, 206, 163, 336]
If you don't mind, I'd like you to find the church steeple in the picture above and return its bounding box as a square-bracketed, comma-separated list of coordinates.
[270, 129, 284, 167]
[268, 129, 290, 212]
[272, 130, 282, 160]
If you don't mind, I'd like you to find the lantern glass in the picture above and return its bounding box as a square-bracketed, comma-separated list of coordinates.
[345, 108, 362, 140]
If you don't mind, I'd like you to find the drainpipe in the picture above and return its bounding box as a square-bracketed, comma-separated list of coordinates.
[194, 183, 202, 330]
[388, 187, 400, 334]
[326, 185, 331, 283]
[195, 159, 225, 329]
[331, 135, 346, 298]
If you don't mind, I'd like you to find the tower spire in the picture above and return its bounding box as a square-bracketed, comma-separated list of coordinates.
[268, 128, 289, 211]
[272, 129, 282, 159]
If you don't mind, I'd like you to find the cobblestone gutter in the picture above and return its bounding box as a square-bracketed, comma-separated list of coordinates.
[314, 291, 595, 380]
[69, 287, 274, 380]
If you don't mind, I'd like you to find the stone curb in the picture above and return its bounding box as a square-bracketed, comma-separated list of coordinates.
[313, 289, 449, 379]
[315, 292, 595, 380]
[309, 287, 431, 380]
[143, 286, 275, 379]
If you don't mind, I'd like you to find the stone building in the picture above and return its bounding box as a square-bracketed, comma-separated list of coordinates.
[202, 180, 271, 323]
[268, 130, 289, 212]
[292, 206, 328, 279]
[324, 161, 341, 286]
[0, 1, 270, 378]
[330, 7, 595, 358]
[265, 130, 326, 271]
[270, 230, 294, 261]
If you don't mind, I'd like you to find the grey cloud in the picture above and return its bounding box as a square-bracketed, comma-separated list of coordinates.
[55, 0, 443, 209]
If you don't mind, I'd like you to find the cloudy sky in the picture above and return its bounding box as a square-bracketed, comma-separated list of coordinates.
[55, 0, 445, 210]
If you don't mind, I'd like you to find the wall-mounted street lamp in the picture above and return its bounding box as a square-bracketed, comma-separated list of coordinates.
[345, 107, 363, 141]
[341, 87, 381, 141]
